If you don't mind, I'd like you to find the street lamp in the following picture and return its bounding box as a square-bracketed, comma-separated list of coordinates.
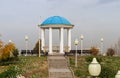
[74, 39, 79, 67]
[80, 34, 84, 56]
[115, 70, 120, 78]
[0, 34, 1, 39]
[25, 35, 28, 56]
[88, 58, 101, 78]
[9, 40, 12, 43]
[38, 25, 41, 57]
[100, 38, 104, 55]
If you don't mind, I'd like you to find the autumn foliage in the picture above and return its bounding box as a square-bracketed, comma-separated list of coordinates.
[0, 40, 16, 61]
[90, 47, 99, 56]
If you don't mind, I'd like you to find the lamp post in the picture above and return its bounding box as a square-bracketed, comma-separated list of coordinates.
[74, 39, 79, 67]
[115, 70, 120, 78]
[80, 34, 84, 56]
[0, 34, 1, 39]
[100, 38, 104, 55]
[25, 35, 28, 56]
[9, 40, 12, 43]
[38, 25, 41, 57]
[88, 58, 101, 78]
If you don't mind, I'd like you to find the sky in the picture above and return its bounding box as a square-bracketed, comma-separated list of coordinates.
[0, 0, 120, 52]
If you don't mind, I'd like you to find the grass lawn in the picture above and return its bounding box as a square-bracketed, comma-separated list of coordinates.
[0, 56, 48, 78]
[68, 55, 120, 78]
[1, 55, 120, 78]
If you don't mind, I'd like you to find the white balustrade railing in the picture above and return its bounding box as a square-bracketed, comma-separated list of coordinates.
[43, 46, 69, 52]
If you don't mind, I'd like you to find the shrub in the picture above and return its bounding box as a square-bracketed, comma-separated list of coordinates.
[90, 47, 99, 56]
[85, 56, 102, 63]
[85, 56, 93, 62]
[106, 48, 115, 56]
[99, 65, 116, 78]
[33, 39, 41, 52]
[0, 49, 19, 66]
[75, 69, 81, 77]
[0, 65, 22, 78]
[69, 57, 75, 65]
[0, 61, 19, 66]
[0, 40, 19, 63]
[12, 49, 19, 57]
[0, 42, 16, 61]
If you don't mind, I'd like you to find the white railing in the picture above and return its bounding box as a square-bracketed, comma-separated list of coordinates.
[43, 46, 69, 52]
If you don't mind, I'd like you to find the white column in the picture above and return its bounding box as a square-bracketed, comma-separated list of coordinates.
[38, 28, 41, 57]
[67, 29, 71, 51]
[25, 35, 28, 56]
[59, 29, 61, 52]
[80, 34, 84, 56]
[81, 39, 83, 56]
[49, 27, 53, 54]
[60, 27, 64, 54]
[100, 38, 104, 55]
[41, 28, 45, 51]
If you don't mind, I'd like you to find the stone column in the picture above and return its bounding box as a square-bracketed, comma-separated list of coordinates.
[59, 29, 61, 52]
[67, 29, 71, 51]
[49, 27, 53, 54]
[60, 27, 64, 54]
[41, 28, 45, 51]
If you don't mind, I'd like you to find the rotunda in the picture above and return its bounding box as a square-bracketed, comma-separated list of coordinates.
[39, 16, 74, 55]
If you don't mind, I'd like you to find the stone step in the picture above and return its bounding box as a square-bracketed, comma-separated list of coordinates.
[49, 60, 67, 63]
[49, 65, 67, 69]
[49, 60, 67, 65]
[49, 60, 67, 68]
[49, 58, 66, 61]
[49, 69, 73, 78]
[49, 61, 67, 65]
[48, 56, 73, 78]
[48, 56, 66, 60]
[49, 72, 73, 78]
[48, 56, 68, 68]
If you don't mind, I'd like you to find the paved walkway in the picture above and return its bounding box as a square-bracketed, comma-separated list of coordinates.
[48, 55, 73, 78]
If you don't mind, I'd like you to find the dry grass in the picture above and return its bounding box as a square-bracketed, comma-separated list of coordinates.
[0, 56, 48, 78]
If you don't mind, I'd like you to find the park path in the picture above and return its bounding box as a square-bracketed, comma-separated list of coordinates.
[48, 55, 73, 78]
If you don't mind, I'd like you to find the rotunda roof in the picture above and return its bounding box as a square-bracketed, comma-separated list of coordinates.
[41, 16, 72, 26]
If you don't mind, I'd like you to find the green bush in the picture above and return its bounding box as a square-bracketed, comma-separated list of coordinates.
[0, 65, 22, 78]
[69, 57, 75, 65]
[85, 56, 102, 63]
[99, 65, 116, 78]
[0, 60, 19, 66]
[12, 49, 19, 57]
[75, 69, 81, 77]
[85, 56, 93, 62]
[0, 57, 19, 66]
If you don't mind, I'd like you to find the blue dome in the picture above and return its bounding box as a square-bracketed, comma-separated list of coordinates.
[41, 16, 72, 26]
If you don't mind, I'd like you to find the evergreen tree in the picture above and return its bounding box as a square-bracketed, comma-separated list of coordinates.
[33, 39, 41, 53]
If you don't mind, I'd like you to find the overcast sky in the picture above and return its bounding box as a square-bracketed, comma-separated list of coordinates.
[0, 0, 120, 52]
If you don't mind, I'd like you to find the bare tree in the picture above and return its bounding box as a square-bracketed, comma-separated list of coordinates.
[114, 39, 120, 56]
[107, 48, 115, 56]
